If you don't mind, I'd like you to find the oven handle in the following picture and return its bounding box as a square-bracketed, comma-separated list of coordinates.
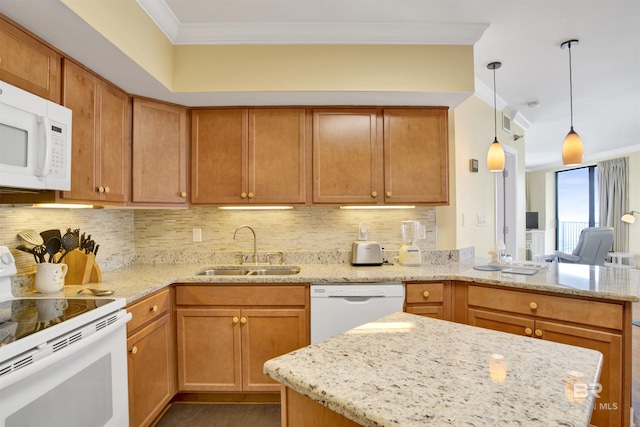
[0, 311, 131, 390]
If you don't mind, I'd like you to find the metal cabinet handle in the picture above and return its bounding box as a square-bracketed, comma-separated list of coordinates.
[129, 346, 138, 354]
[241, 192, 247, 198]
[529, 302, 538, 310]
[535, 329, 543, 337]
[180, 191, 187, 198]
[98, 186, 105, 193]
[371, 191, 377, 198]
[240, 317, 247, 324]
[150, 305, 158, 312]
[232, 316, 239, 324]
[386, 191, 392, 198]
[248, 192, 254, 199]
[524, 328, 533, 336]
[422, 291, 430, 298]
[105, 186, 110, 193]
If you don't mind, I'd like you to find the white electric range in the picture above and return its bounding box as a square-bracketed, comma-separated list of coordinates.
[0, 246, 131, 427]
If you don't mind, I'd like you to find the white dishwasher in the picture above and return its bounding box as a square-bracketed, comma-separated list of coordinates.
[310, 283, 405, 344]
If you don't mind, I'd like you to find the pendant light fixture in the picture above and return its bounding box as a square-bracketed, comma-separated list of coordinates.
[561, 39, 584, 166]
[486, 61, 505, 172]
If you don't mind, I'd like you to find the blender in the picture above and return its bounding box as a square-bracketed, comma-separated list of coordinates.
[399, 221, 422, 266]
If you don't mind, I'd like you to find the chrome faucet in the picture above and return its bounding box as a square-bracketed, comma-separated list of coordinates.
[233, 225, 258, 264]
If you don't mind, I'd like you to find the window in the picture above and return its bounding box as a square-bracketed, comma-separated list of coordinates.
[555, 166, 599, 252]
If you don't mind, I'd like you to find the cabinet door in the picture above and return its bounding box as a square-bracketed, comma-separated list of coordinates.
[313, 109, 382, 204]
[241, 308, 308, 392]
[467, 308, 535, 337]
[127, 314, 174, 427]
[176, 308, 242, 392]
[132, 98, 188, 205]
[249, 109, 307, 204]
[99, 82, 129, 203]
[537, 320, 623, 427]
[405, 306, 443, 319]
[191, 109, 247, 204]
[383, 108, 448, 204]
[0, 16, 60, 102]
[61, 60, 100, 201]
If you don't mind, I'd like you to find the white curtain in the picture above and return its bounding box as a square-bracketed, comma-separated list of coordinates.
[597, 157, 628, 252]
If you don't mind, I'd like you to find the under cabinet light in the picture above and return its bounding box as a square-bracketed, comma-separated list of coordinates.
[340, 205, 415, 210]
[217, 206, 294, 210]
[33, 203, 96, 209]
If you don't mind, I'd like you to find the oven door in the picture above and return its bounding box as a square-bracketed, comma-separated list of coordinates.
[0, 310, 131, 427]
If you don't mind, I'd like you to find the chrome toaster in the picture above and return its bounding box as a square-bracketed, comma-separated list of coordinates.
[351, 241, 383, 266]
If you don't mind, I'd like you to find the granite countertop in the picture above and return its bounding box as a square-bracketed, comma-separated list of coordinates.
[13, 259, 640, 304]
[263, 312, 603, 427]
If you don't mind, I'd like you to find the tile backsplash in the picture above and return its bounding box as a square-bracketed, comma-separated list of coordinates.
[2, 205, 447, 275]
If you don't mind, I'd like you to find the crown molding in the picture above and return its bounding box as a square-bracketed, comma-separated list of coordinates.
[136, 0, 488, 45]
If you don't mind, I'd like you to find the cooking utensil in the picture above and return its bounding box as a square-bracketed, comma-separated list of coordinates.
[58, 229, 80, 262]
[16, 244, 34, 254]
[45, 237, 61, 263]
[18, 229, 44, 246]
[32, 245, 47, 263]
[76, 288, 114, 296]
[40, 229, 62, 246]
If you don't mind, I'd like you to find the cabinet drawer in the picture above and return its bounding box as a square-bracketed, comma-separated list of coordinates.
[176, 285, 307, 307]
[127, 289, 171, 334]
[405, 283, 444, 304]
[467, 285, 623, 330]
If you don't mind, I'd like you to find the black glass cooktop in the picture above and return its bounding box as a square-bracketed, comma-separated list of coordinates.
[0, 298, 116, 347]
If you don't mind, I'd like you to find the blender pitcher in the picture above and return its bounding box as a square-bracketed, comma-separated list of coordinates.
[399, 221, 422, 266]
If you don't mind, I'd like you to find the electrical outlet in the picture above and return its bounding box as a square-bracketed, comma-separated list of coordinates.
[477, 214, 486, 227]
[192, 228, 202, 242]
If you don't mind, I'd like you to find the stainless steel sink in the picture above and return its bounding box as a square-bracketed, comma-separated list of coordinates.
[196, 266, 301, 276]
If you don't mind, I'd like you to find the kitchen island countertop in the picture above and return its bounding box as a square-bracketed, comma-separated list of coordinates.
[13, 259, 639, 304]
[264, 311, 603, 427]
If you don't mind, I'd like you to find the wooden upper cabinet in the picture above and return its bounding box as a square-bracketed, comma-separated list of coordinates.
[383, 108, 449, 205]
[61, 60, 99, 201]
[132, 98, 188, 205]
[312, 109, 382, 204]
[191, 109, 247, 204]
[60, 59, 129, 204]
[191, 108, 306, 205]
[98, 82, 129, 203]
[0, 15, 60, 102]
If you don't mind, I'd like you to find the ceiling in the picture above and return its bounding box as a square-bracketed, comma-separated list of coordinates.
[1, 0, 639, 171]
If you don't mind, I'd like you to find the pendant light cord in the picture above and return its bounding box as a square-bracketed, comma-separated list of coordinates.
[568, 43, 574, 129]
[493, 67, 498, 139]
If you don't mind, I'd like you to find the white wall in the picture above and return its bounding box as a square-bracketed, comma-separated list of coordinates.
[437, 95, 526, 259]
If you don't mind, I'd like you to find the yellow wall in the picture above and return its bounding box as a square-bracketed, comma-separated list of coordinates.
[527, 151, 640, 268]
[173, 45, 474, 93]
[62, 0, 174, 88]
[437, 95, 526, 258]
[62, 1, 474, 95]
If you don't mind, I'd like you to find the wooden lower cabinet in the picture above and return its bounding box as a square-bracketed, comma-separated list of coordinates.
[404, 281, 451, 320]
[126, 289, 176, 427]
[281, 386, 360, 427]
[176, 285, 309, 393]
[463, 283, 629, 427]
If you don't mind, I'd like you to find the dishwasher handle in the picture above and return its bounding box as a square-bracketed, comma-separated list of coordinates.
[331, 296, 385, 302]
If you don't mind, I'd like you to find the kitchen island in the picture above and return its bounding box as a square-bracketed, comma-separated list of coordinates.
[264, 311, 603, 427]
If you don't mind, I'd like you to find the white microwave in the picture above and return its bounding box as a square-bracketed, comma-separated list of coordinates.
[0, 79, 72, 192]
